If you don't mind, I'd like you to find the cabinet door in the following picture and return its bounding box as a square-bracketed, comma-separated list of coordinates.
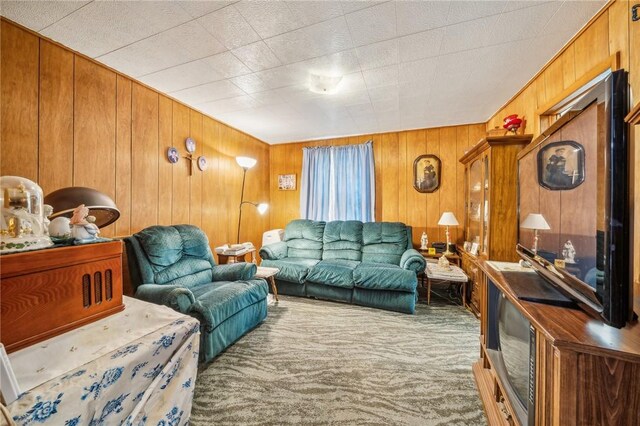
[468, 159, 483, 247]
[482, 154, 490, 255]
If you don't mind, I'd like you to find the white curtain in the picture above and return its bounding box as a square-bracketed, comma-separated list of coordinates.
[300, 141, 375, 222]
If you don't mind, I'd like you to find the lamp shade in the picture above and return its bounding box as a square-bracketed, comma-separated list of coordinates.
[520, 213, 550, 230]
[257, 203, 268, 215]
[44, 187, 120, 228]
[236, 156, 257, 169]
[438, 212, 459, 226]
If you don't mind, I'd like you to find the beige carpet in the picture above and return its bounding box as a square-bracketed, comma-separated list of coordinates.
[191, 294, 486, 425]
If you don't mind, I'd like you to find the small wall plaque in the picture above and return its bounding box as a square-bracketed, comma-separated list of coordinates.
[278, 174, 296, 190]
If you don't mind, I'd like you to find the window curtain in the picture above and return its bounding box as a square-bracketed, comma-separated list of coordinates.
[300, 141, 375, 222]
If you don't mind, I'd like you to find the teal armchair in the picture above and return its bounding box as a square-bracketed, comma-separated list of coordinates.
[125, 225, 268, 363]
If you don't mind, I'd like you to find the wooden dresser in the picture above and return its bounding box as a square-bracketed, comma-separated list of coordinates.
[1, 241, 124, 353]
[459, 134, 531, 316]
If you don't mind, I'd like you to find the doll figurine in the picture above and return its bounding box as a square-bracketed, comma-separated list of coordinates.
[70, 204, 100, 242]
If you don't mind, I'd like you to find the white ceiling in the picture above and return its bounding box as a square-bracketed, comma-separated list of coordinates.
[1, 0, 605, 144]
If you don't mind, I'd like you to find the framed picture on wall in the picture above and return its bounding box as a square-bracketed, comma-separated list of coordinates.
[537, 140, 585, 190]
[278, 174, 296, 190]
[413, 155, 441, 193]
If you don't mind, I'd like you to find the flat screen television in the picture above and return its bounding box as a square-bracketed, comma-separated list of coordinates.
[517, 69, 632, 328]
[486, 279, 535, 426]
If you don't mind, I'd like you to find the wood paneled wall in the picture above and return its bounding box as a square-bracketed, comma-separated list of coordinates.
[485, 0, 640, 312]
[0, 20, 270, 251]
[269, 124, 486, 246]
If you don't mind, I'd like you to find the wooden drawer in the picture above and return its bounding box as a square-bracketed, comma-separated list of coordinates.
[1, 241, 124, 353]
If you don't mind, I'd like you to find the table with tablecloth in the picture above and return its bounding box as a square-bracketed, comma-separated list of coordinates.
[6, 296, 200, 426]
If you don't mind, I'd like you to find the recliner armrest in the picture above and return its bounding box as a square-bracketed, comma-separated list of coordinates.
[259, 241, 288, 260]
[400, 249, 426, 274]
[135, 283, 196, 314]
[211, 262, 257, 281]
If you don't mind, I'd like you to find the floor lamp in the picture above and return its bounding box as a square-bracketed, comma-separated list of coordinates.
[236, 156, 268, 244]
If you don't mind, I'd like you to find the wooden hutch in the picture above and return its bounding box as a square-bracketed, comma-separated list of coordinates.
[458, 134, 532, 316]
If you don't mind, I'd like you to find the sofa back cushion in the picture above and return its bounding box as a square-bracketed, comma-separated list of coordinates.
[361, 222, 409, 265]
[134, 224, 215, 287]
[322, 221, 363, 261]
[284, 219, 325, 259]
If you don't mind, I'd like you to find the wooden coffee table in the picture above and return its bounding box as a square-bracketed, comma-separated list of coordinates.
[424, 261, 468, 305]
[256, 266, 279, 302]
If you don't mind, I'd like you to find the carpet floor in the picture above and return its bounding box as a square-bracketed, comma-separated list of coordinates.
[191, 294, 486, 426]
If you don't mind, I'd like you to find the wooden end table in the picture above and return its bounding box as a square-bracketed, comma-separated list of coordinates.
[256, 266, 279, 302]
[217, 248, 256, 264]
[419, 250, 462, 267]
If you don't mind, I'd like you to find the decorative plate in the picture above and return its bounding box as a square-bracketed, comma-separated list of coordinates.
[185, 137, 196, 153]
[167, 147, 179, 164]
[197, 156, 208, 171]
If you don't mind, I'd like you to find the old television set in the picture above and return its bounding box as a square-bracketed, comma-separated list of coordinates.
[517, 69, 632, 328]
[485, 278, 536, 426]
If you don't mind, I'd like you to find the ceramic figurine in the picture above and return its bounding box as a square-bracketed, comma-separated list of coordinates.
[43, 204, 53, 235]
[420, 231, 428, 250]
[438, 254, 451, 270]
[70, 204, 100, 242]
[49, 217, 71, 238]
[562, 240, 576, 264]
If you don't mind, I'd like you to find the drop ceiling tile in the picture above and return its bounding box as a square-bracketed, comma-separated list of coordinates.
[286, 1, 344, 26]
[542, 1, 606, 36]
[98, 20, 226, 77]
[399, 57, 438, 83]
[347, 102, 375, 119]
[198, 95, 261, 116]
[264, 16, 353, 64]
[139, 59, 225, 93]
[203, 52, 252, 78]
[395, 1, 451, 36]
[176, 1, 235, 19]
[234, 0, 299, 38]
[170, 80, 245, 105]
[41, 1, 193, 58]
[249, 90, 288, 106]
[356, 39, 398, 71]
[485, 1, 562, 46]
[0, 1, 90, 32]
[255, 65, 306, 90]
[231, 41, 282, 72]
[230, 74, 268, 94]
[502, 1, 555, 14]
[446, 1, 507, 25]
[340, 1, 386, 15]
[398, 28, 444, 63]
[345, 2, 396, 46]
[363, 65, 399, 89]
[440, 15, 500, 55]
[197, 5, 261, 50]
[368, 84, 399, 103]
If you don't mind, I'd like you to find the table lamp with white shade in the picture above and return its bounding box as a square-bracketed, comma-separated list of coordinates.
[438, 212, 459, 255]
[520, 213, 550, 254]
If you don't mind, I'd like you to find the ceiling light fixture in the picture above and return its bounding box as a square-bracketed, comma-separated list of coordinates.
[309, 73, 343, 95]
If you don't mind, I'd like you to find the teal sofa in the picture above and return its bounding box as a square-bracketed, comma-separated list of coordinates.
[124, 225, 268, 363]
[260, 220, 425, 313]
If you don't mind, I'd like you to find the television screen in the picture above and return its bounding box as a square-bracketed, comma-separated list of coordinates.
[498, 295, 530, 407]
[517, 69, 631, 327]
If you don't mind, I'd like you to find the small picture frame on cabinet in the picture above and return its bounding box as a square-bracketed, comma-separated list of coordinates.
[469, 242, 479, 256]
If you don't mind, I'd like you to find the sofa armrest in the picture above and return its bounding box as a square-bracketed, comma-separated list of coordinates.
[259, 241, 288, 260]
[400, 249, 426, 274]
[211, 262, 257, 281]
[135, 284, 196, 314]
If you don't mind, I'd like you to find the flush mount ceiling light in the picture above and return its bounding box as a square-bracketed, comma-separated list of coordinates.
[309, 74, 343, 95]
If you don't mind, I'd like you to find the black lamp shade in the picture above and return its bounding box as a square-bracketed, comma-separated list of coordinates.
[44, 187, 120, 228]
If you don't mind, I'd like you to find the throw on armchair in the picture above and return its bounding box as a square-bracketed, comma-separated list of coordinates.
[124, 225, 268, 363]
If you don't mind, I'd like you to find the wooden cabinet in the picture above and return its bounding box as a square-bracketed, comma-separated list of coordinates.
[473, 260, 640, 426]
[1, 241, 124, 353]
[459, 135, 531, 316]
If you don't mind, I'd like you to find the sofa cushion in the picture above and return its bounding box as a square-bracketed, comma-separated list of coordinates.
[261, 258, 320, 284]
[190, 279, 268, 330]
[322, 221, 363, 261]
[306, 259, 360, 288]
[361, 222, 409, 265]
[284, 219, 326, 260]
[353, 263, 417, 293]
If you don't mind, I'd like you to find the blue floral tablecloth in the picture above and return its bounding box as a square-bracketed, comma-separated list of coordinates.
[7, 297, 200, 426]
